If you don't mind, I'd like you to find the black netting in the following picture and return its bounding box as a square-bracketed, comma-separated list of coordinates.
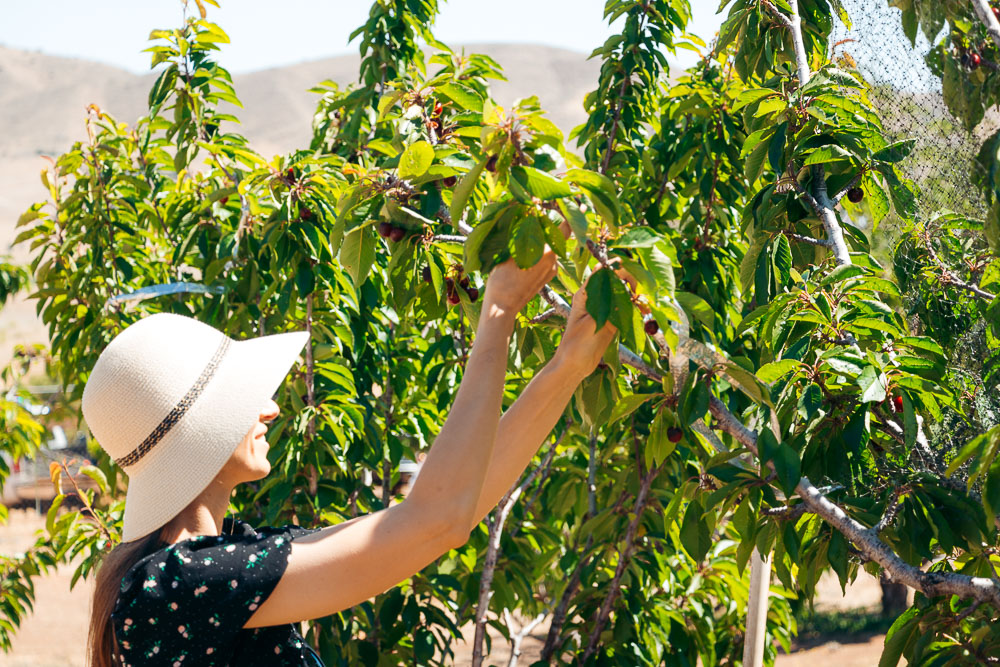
[828, 2, 998, 437]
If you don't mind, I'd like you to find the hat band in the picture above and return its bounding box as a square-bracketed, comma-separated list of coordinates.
[114, 337, 232, 468]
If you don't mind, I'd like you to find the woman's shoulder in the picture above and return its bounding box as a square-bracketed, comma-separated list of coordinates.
[115, 520, 321, 605]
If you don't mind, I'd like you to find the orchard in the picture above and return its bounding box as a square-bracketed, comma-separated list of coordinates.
[2, 0, 1000, 665]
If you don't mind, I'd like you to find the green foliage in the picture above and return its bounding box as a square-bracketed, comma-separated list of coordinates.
[3, 0, 1000, 664]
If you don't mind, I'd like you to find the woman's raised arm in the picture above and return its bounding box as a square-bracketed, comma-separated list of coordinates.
[245, 249, 557, 628]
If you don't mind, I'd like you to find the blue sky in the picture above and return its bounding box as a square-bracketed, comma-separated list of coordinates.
[2, 1, 726, 73]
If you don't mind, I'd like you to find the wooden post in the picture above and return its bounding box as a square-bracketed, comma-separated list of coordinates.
[743, 548, 772, 667]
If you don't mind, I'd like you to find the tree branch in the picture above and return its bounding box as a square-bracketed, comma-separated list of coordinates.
[971, 0, 1000, 51]
[707, 396, 1000, 612]
[783, 230, 832, 247]
[502, 609, 548, 667]
[471, 428, 567, 666]
[760, 0, 794, 31]
[581, 463, 663, 662]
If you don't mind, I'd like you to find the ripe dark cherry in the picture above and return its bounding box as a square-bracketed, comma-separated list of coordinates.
[460, 276, 470, 289]
[389, 226, 406, 243]
[377, 221, 393, 239]
[445, 277, 455, 291]
[467, 287, 479, 303]
[994, 6, 1000, 21]
[667, 427, 683, 444]
[300, 209, 312, 221]
[971, 53, 982, 69]
[893, 395, 904, 413]
[421, 265, 432, 283]
[486, 155, 499, 173]
[220, 196, 229, 205]
[442, 176, 458, 188]
[447, 290, 461, 306]
[847, 187, 864, 204]
[644, 319, 660, 336]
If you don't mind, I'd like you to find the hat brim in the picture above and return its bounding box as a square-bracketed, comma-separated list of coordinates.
[119, 329, 309, 543]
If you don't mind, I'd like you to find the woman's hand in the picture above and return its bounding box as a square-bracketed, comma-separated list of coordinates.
[482, 247, 558, 317]
[554, 278, 618, 379]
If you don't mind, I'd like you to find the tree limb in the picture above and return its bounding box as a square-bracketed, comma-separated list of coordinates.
[471, 428, 567, 666]
[707, 396, 1000, 611]
[581, 463, 663, 662]
[971, 0, 1000, 52]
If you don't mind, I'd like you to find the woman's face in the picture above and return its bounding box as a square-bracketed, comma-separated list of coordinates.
[220, 399, 280, 485]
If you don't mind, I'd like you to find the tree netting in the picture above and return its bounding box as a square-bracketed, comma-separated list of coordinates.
[829, 0, 999, 444]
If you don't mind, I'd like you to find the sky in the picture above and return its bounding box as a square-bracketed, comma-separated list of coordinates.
[0, 1, 726, 74]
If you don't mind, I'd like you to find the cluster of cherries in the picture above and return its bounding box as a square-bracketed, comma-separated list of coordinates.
[422, 265, 479, 304]
[377, 221, 410, 243]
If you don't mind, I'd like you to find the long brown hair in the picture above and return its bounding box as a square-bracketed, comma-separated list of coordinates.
[87, 530, 167, 667]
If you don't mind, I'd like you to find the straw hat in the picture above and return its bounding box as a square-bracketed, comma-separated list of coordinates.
[81, 313, 308, 543]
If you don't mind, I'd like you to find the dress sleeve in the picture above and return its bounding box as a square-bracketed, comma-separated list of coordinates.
[157, 525, 298, 638]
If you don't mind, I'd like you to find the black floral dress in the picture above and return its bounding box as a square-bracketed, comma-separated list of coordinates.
[111, 517, 326, 666]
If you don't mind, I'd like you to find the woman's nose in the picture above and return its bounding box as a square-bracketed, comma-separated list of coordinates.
[260, 398, 280, 423]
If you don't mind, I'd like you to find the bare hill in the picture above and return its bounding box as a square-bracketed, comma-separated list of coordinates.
[0, 43, 599, 354]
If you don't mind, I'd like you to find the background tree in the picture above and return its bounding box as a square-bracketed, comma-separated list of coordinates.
[3, 0, 999, 665]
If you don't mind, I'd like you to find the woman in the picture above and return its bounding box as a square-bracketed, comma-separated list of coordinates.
[82, 248, 617, 666]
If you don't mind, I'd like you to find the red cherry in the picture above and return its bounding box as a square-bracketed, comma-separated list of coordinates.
[993, 6, 1000, 20]
[442, 176, 458, 188]
[220, 196, 229, 205]
[422, 266, 432, 283]
[644, 319, 660, 336]
[389, 226, 406, 243]
[971, 53, 982, 69]
[445, 277, 455, 292]
[467, 287, 479, 303]
[377, 222, 393, 239]
[486, 155, 498, 173]
[667, 427, 683, 444]
[434, 102, 443, 116]
[447, 290, 461, 306]
[286, 168, 295, 179]
[300, 209, 312, 221]
[893, 395, 904, 413]
[460, 276, 470, 289]
[847, 187, 864, 204]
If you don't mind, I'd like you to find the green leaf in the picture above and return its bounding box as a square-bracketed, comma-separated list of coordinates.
[339, 227, 376, 292]
[797, 383, 823, 420]
[450, 157, 487, 224]
[820, 264, 866, 286]
[879, 608, 920, 667]
[510, 215, 545, 269]
[679, 498, 712, 563]
[436, 82, 484, 112]
[585, 268, 615, 331]
[773, 443, 802, 497]
[804, 145, 854, 165]
[609, 393, 656, 423]
[398, 141, 434, 180]
[856, 366, 887, 403]
[872, 139, 915, 163]
[510, 166, 571, 200]
[732, 88, 779, 111]
[741, 232, 769, 296]
[757, 359, 801, 383]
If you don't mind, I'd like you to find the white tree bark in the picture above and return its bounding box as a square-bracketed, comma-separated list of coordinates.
[971, 0, 1000, 51]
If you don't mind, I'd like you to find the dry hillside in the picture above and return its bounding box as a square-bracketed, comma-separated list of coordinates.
[0, 43, 600, 356]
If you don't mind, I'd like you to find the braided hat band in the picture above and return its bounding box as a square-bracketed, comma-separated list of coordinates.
[114, 337, 232, 468]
